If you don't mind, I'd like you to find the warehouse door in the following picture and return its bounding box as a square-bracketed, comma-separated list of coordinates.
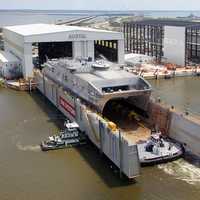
[38, 41, 73, 65]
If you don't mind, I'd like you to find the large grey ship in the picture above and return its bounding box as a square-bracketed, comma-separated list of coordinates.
[42, 57, 152, 112]
[41, 57, 183, 165]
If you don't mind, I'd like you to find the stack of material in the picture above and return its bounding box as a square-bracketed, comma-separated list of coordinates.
[125, 53, 154, 66]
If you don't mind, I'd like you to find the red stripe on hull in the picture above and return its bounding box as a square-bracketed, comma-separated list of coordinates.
[59, 96, 75, 118]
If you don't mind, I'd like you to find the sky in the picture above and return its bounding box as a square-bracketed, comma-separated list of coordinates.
[0, 0, 200, 10]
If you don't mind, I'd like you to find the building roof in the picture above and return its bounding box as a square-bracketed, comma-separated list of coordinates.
[0, 51, 19, 63]
[4, 23, 119, 36]
[127, 19, 200, 28]
[3, 23, 123, 43]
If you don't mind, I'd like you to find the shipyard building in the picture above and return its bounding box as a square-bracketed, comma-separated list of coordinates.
[123, 20, 200, 66]
[2, 23, 124, 78]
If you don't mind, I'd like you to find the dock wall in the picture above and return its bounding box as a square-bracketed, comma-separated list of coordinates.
[146, 101, 171, 135]
[169, 112, 200, 157]
[143, 69, 197, 80]
[35, 72, 140, 178]
[148, 100, 200, 157]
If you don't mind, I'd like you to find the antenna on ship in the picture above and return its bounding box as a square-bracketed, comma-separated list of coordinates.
[45, 55, 49, 62]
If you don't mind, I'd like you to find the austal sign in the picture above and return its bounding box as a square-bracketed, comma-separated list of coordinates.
[68, 34, 87, 39]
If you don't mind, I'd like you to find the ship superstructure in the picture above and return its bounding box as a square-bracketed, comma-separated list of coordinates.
[43, 57, 152, 112]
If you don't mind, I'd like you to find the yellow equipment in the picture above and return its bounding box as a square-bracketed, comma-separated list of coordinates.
[108, 121, 117, 132]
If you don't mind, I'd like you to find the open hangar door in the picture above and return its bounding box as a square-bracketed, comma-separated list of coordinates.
[94, 40, 118, 62]
[38, 42, 73, 65]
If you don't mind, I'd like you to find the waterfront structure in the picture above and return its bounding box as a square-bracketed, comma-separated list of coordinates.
[3, 23, 124, 78]
[123, 19, 200, 66]
[1, 23, 186, 178]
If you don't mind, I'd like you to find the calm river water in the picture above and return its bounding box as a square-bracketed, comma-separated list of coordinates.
[149, 76, 200, 115]
[0, 86, 200, 200]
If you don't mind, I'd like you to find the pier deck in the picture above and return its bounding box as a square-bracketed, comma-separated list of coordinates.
[6, 79, 37, 91]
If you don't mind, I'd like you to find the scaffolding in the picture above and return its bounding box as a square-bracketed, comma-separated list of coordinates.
[186, 26, 200, 66]
[123, 21, 164, 63]
[123, 19, 200, 66]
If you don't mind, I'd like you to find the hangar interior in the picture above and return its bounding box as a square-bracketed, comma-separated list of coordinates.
[38, 42, 73, 65]
[94, 40, 118, 62]
[34, 39, 119, 67]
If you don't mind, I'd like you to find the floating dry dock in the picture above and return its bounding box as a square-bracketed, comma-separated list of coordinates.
[35, 68, 142, 179]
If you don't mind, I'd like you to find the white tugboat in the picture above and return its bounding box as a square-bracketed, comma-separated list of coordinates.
[138, 131, 183, 166]
[41, 121, 87, 151]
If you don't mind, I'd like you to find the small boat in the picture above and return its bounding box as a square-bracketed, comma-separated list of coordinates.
[41, 121, 87, 151]
[137, 132, 183, 166]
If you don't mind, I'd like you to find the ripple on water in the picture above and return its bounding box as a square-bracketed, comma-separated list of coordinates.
[158, 159, 200, 186]
[16, 142, 41, 152]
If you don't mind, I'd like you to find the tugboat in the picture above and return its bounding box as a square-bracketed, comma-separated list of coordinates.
[41, 121, 87, 151]
[137, 131, 183, 166]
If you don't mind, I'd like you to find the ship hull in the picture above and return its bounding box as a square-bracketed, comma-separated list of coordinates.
[35, 70, 141, 179]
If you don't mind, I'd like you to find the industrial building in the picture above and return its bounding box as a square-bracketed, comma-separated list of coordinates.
[123, 19, 200, 66]
[2, 23, 124, 78]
